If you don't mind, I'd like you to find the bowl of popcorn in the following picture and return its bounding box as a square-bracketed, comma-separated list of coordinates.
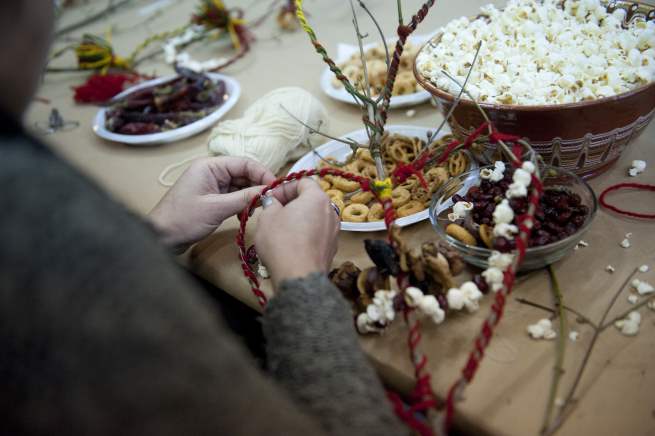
[429, 163, 598, 272]
[414, 0, 655, 178]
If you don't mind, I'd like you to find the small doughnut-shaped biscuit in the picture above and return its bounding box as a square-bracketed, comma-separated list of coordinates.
[331, 198, 345, 217]
[342, 204, 369, 223]
[448, 151, 469, 176]
[332, 176, 360, 193]
[326, 189, 344, 202]
[355, 148, 374, 163]
[391, 187, 411, 208]
[397, 200, 424, 218]
[367, 203, 385, 221]
[318, 179, 331, 191]
[479, 224, 493, 248]
[446, 223, 477, 246]
[350, 191, 375, 204]
[347, 160, 375, 176]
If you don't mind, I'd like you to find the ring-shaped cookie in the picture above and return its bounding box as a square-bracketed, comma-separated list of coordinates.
[342, 204, 369, 223]
[397, 200, 424, 218]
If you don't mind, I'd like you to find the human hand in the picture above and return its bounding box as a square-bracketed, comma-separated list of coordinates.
[254, 179, 340, 289]
[149, 157, 275, 253]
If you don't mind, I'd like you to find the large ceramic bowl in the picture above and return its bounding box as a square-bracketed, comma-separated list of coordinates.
[429, 165, 598, 271]
[414, 1, 655, 178]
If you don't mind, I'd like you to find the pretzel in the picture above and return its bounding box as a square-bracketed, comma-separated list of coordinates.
[326, 189, 344, 202]
[448, 151, 469, 176]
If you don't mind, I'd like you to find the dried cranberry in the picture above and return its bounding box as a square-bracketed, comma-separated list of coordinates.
[473, 274, 489, 294]
[555, 197, 569, 210]
[481, 216, 491, 225]
[534, 235, 550, 246]
[564, 223, 578, 235]
[436, 293, 449, 312]
[494, 237, 511, 252]
[452, 194, 465, 203]
[568, 193, 581, 206]
[556, 210, 572, 224]
[572, 214, 585, 227]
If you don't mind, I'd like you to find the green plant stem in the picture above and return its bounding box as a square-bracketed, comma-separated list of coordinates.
[543, 267, 640, 436]
[541, 265, 568, 434]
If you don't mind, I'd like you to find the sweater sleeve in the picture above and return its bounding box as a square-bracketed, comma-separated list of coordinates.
[263, 273, 407, 436]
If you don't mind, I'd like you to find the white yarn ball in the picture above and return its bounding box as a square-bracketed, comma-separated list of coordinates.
[207, 87, 329, 173]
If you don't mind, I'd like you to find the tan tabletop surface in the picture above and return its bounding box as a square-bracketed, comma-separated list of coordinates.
[29, 1, 655, 435]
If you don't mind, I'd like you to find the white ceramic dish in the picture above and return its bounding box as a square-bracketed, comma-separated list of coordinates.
[320, 35, 433, 109]
[288, 124, 476, 232]
[93, 72, 240, 145]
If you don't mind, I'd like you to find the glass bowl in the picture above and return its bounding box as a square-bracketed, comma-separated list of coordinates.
[428, 165, 598, 271]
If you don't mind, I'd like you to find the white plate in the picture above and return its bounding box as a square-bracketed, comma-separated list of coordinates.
[93, 72, 240, 145]
[320, 35, 433, 109]
[288, 124, 476, 232]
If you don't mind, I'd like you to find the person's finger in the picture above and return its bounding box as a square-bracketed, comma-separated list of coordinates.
[219, 157, 276, 186]
[268, 180, 300, 205]
[258, 192, 283, 219]
[212, 185, 266, 219]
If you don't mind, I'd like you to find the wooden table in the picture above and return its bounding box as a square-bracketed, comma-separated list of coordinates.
[31, 1, 655, 435]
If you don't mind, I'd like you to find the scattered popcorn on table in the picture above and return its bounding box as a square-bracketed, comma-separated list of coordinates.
[628, 160, 647, 177]
[620, 238, 631, 248]
[405, 109, 416, 118]
[614, 311, 641, 336]
[639, 264, 650, 273]
[648, 300, 655, 311]
[606, 265, 615, 273]
[631, 279, 654, 295]
[569, 331, 579, 342]
[416, 0, 655, 106]
[628, 294, 638, 304]
[554, 398, 565, 407]
[527, 318, 557, 340]
[578, 240, 589, 247]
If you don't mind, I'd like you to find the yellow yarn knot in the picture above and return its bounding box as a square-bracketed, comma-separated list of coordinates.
[373, 178, 393, 200]
[75, 34, 131, 73]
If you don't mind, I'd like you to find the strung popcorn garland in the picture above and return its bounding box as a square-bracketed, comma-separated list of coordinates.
[236, 123, 545, 435]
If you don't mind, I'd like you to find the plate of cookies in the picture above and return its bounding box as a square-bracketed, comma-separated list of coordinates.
[288, 125, 477, 232]
[320, 35, 433, 108]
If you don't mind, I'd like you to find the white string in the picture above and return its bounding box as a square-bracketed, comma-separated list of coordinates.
[158, 153, 207, 187]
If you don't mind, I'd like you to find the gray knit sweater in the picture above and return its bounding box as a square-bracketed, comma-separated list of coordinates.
[0, 118, 405, 436]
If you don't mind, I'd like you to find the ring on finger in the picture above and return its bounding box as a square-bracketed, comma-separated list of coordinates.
[261, 192, 274, 209]
[330, 202, 341, 217]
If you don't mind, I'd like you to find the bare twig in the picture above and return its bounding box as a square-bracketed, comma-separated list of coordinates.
[55, 0, 133, 38]
[357, 1, 390, 71]
[515, 298, 598, 329]
[600, 293, 655, 332]
[280, 105, 364, 150]
[428, 41, 482, 144]
[396, 0, 404, 26]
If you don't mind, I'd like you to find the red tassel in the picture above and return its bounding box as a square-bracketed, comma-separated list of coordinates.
[73, 73, 141, 104]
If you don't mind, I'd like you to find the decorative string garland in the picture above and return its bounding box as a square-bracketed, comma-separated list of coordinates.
[599, 183, 655, 219]
[235, 121, 545, 435]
